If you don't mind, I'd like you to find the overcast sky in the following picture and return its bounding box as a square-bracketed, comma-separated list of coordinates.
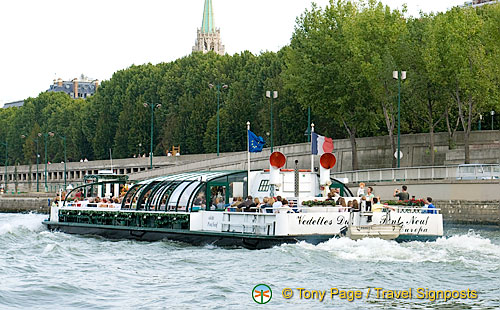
[0, 0, 466, 106]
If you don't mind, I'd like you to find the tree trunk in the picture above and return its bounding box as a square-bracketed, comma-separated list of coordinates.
[343, 120, 359, 171]
[464, 129, 470, 164]
[464, 99, 474, 164]
[349, 132, 359, 171]
[429, 126, 435, 165]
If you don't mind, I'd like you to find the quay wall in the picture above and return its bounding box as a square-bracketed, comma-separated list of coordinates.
[437, 200, 499, 226]
[0, 197, 49, 214]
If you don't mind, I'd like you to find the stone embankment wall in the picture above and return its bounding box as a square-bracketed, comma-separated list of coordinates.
[437, 200, 499, 226]
[0, 197, 50, 213]
[0, 197, 498, 226]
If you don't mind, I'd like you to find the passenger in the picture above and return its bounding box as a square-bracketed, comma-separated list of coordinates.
[329, 188, 340, 199]
[394, 185, 410, 201]
[357, 183, 366, 197]
[75, 189, 82, 200]
[326, 192, 335, 201]
[372, 197, 384, 212]
[347, 200, 353, 209]
[267, 198, 276, 213]
[254, 197, 262, 210]
[232, 197, 243, 207]
[425, 197, 437, 214]
[260, 197, 269, 213]
[366, 187, 374, 202]
[273, 196, 283, 209]
[276, 199, 292, 213]
[289, 200, 299, 213]
[215, 198, 225, 209]
[338, 197, 347, 212]
[352, 200, 360, 211]
[242, 196, 256, 212]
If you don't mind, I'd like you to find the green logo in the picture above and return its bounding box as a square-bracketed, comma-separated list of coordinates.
[252, 284, 272, 304]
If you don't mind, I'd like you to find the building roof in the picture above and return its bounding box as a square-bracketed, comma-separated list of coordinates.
[47, 81, 97, 95]
[2, 100, 24, 109]
[201, 0, 215, 33]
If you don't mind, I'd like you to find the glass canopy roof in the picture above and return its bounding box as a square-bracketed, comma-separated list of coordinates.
[121, 171, 247, 212]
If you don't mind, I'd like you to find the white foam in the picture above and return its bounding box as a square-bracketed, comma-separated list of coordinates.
[0, 213, 46, 235]
[291, 233, 500, 265]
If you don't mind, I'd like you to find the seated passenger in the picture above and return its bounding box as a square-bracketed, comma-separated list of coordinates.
[276, 199, 292, 213]
[215, 198, 225, 209]
[372, 197, 384, 212]
[266, 198, 275, 213]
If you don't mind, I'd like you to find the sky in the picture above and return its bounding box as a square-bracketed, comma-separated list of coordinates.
[0, 0, 467, 106]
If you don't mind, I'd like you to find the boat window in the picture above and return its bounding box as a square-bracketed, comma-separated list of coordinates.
[177, 181, 200, 211]
[167, 181, 193, 212]
[493, 165, 500, 173]
[209, 185, 227, 211]
[190, 184, 207, 211]
[121, 184, 143, 209]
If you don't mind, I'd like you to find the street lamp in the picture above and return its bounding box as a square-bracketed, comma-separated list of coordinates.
[479, 113, 482, 131]
[143, 102, 161, 170]
[265, 90, 278, 152]
[53, 133, 67, 190]
[491, 110, 495, 130]
[1, 141, 7, 192]
[304, 106, 312, 142]
[38, 132, 54, 192]
[209, 83, 228, 156]
[393, 70, 406, 168]
[21, 135, 40, 192]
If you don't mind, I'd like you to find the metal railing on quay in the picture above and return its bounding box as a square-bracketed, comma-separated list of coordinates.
[330, 164, 499, 183]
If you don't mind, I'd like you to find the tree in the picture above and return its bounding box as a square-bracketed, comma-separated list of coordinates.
[435, 7, 497, 163]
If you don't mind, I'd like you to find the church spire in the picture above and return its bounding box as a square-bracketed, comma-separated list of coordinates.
[193, 0, 225, 55]
[201, 0, 215, 33]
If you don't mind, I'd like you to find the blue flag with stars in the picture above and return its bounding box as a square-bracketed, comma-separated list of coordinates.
[248, 130, 265, 153]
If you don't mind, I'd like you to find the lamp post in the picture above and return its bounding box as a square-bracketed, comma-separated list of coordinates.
[209, 83, 228, 156]
[38, 132, 54, 192]
[1, 141, 7, 192]
[54, 133, 67, 190]
[306, 106, 311, 142]
[266, 90, 278, 152]
[392, 71, 406, 168]
[491, 110, 495, 130]
[21, 135, 40, 192]
[144, 102, 161, 170]
[479, 113, 482, 131]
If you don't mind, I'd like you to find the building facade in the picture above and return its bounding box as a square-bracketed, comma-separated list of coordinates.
[192, 0, 225, 55]
[47, 77, 99, 99]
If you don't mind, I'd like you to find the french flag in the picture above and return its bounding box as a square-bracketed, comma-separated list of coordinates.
[311, 132, 334, 155]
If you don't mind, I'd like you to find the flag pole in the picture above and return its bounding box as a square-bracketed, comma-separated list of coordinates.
[311, 123, 315, 173]
[247, 121, 251, 196]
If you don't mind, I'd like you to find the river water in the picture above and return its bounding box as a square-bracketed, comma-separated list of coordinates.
[0, 213, 498, 309]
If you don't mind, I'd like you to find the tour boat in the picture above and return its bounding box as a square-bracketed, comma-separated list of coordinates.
[42, 153, 444, 249]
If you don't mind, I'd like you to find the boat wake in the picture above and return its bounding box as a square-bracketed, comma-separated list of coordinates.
[286, 230, 500, 269]
[0, 213, 46, 236]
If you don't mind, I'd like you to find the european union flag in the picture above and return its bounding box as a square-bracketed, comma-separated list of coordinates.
[248, 130, 265, 153]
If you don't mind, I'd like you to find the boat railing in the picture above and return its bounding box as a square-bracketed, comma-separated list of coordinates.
[389, 206, 441, 214]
